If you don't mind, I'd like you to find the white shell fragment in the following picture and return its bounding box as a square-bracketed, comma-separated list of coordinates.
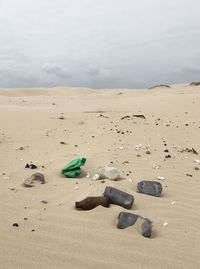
[152, 164, 161, 170]
[157, 176, 165, 181]
[93, 174, 100, 181]
[171, 201, 177, 205]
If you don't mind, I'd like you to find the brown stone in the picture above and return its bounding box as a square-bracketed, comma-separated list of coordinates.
[75, 196, 110, 210]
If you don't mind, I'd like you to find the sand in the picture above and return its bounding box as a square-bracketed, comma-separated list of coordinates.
[0, 84, 200, 269]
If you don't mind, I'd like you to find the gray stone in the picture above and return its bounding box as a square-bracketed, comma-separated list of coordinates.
[137, 180, 162, 197]
[141, 218, 153, 238]
[117, 212, 138, 229]
[104, 186, 134, 209]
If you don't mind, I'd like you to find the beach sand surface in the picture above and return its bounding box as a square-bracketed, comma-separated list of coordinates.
[0, 84, 200, 269]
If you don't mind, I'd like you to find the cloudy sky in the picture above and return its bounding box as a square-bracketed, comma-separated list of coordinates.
[0, 0, 200, 88]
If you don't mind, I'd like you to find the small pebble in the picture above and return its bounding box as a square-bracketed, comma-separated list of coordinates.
[40, 200, 48, 204]
[12, 223, 19, 227]
[171, 201, 177, 205]
[157, 176, 165, 181]
[85, 172, 90, 178]
[152, 164, 160, 170]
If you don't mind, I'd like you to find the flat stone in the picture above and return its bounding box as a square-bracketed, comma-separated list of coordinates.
[117, 212, 138, 229]
[137, 180, 162, 197]
[104, 186, 134, 209]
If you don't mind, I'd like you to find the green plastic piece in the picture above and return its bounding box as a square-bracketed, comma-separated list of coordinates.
[62, 157, 87, 178]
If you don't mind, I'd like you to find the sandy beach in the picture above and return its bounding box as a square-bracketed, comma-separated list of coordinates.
[0, 84, 200, 269]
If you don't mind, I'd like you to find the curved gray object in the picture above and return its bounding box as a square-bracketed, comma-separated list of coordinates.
[137, 181, 162, 197]
[104, 186, 134, 209]
[141, 218, 153, 238]
[117, 212, 138, 229]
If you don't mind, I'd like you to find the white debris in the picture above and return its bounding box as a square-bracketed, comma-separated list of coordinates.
[194, 159, 200, 164]
[96, 167, 121, 181]
[157, 176, 165, 181]
[163, 222, 168, 226]
[152, 164, 161, 170]
[85, 172, 90, 178]
[3, 176, 10, 180]
[93, 174, 100, 181]
[135, 144, 142, 150]
[118, 146, 124, 150]
[74, 186, 79, 190]
[171, 201, 177, 205]
[128, 178, 133, 182]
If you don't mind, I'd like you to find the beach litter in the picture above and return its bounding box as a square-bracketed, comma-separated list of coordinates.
[22, 173, 45, 187]
[137, 180, 162, 197]
[93, 167, 121, 181]
[61, 157, 87, 178]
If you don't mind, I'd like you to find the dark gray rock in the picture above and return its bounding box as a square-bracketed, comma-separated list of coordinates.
[117, 212, 138, 229]
[117, 212, 153, 238]
[141, 218, 153, 238]
[137, 181, 162, 197]
[104, 186, 134, 209]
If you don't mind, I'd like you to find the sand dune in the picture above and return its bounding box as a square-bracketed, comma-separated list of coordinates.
[0, 84, 200, 269]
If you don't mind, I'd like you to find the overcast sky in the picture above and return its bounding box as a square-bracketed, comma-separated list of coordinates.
[0, 0, 200, 88]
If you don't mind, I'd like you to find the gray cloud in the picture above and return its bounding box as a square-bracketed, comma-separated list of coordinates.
[0, 0, 200, 88]
[42, 63, 70, 78]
